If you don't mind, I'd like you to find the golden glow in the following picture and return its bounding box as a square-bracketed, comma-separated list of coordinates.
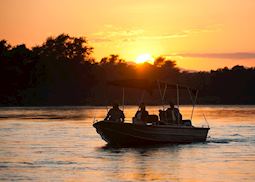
[135, 53, 154, 64]
[1, 0, 255, 70]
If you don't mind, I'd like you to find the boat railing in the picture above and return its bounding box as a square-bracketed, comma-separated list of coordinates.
[93, 116, 210, 128]
[202, 113, 210, 128]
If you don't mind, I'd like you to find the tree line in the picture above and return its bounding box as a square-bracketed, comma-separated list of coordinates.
[0, 34, 254, 106]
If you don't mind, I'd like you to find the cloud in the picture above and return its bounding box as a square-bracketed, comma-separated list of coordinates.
[89, 24, 221, 43]
[140, 32, 187, 40]
[90, 37, 111, 43]
[140, 26, 221, 40]
[165, 52, 255, 59]
[89, 27, 144, 43]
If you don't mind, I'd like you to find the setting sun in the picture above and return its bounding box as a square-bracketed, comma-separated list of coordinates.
[135, 53, 154, 64]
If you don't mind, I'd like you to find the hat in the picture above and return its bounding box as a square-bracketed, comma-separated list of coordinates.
[169, 101, 174, 108]
[139, 102, 145, 109]
[112, 102, 119, 108]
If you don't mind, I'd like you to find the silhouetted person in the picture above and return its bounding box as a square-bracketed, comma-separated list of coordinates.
[133, 103, 149, 124]
[166, 102, 182, 124]
[104, 103, 125, 122]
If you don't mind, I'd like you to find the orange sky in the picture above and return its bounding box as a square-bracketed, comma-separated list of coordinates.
[1, 0, 255, 71]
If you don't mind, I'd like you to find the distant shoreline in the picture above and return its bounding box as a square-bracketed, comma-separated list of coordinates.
[1, 35, 255, 107]
[1, 104, 255, 107]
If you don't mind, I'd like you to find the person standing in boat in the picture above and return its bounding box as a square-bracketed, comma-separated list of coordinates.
[104, 103, 125, 123]
[133, 103, 149, 123]
[166, 102, 182, 124]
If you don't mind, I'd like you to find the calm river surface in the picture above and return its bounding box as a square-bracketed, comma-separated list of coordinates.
[0, 106, 255, 181]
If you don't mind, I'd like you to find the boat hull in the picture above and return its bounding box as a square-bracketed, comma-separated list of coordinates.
[93, 121, 209, 146]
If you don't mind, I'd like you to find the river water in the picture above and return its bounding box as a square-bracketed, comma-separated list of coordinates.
[0, 106, 255, 181]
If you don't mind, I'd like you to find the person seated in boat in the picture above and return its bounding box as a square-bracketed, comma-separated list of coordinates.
[165, 102, 182, 124]
[104, 103, 125, 123]
[159, 109, 167, 124]
[133, 103, 149, 124]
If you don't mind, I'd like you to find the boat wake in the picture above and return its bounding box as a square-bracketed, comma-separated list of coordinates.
[207, 136, 248, 144]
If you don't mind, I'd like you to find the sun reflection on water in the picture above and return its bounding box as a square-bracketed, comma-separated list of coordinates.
[0, 106, 255, 181]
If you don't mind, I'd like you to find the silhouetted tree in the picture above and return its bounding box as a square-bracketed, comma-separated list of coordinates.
[154, 56, 165, 67]
[0, 35, 255, 105]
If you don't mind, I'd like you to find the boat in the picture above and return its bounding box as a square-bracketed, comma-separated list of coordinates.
[93, 121, 209, 146]
[93, 79, 210, 146]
